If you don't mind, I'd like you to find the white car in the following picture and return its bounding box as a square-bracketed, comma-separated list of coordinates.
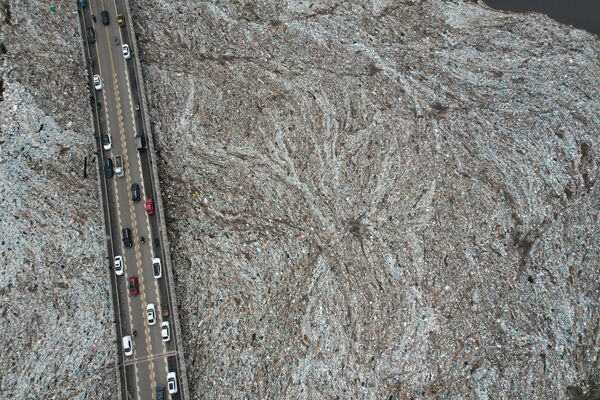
[146, 303, 156, 325]
[161, 321, 170, 342]
[93, 74, 102, 90]
[152, 258, 162, 279]
[102, 134, 112, 151]
[122, 44, 131, 60]
[114, 255, 124, 276]
[122, 335, 133, 357]
[167, 371, 178, 394]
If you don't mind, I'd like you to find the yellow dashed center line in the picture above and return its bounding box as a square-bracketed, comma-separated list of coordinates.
[90, 0, 176, 395]
[110, 0, 167, 391]
[88, 0, 140, 396]
[96, 0, 144, 397]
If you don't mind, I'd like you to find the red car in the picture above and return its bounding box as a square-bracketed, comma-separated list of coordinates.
[145, 198, 154, 215]
[127, 276, 139, 296]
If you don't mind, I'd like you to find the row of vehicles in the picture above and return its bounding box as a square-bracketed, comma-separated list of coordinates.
[103, 147, 146, 178]
[92, 43, 131, 91]
[82, 4, 179, 397]
[114, 256, 162, 279]
[89, 6, 129, 88]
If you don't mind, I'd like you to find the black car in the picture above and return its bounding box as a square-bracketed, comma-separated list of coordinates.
[131, 183, 140, 202]
[104, 158, 113, 178]
[86, 27, 95, 44]
[101, 10, 109, 25]
[122, 228, 132, 248]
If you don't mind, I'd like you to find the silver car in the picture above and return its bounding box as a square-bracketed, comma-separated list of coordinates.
[93, 74, 102, 90]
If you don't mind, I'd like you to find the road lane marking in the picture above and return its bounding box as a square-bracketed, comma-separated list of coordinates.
[123, 350, 181, 367]
[78, 15, 132, 396]
[96, 0, 142, 398]
[102, 1, 160, 396]
[89, 0, 133, 368]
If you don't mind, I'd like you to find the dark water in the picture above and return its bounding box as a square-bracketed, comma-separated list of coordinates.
[483, 0, 600, 35]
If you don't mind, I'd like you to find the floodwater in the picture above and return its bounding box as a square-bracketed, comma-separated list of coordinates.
[483, 0, 599, 35]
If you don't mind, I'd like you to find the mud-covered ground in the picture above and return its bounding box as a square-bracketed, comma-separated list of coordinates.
[0, 1, 116, 398]
[1, 0, 599, 399]
[132, 1, 599, 398]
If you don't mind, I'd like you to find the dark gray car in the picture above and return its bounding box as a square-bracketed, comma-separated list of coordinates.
[86, 27, 95, 44]
[122, 228, 132, 248]
[104, 158, 113, 178]
[131, 183, 140, 202]
[101, 10, 109, 25]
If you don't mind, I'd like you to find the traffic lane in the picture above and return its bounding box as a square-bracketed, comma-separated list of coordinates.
[167, 355, 183, 399]
[80, 0, 130, 351]
[101, 0, 156, 291]
[103, 15, 165, 399]
[103, 141, 141, 389]
[156, 255, 182, 394]
[125, 227, 154, 400]
[89, 11, 140, 352]
[138, 187, 173, 389]
[133, 201, 168, 393]
[95, 5, 162, 398]
[157, 277, 178, 356]
[88, 2, 151, 397]
[123, 46, 145, 143]
[89, 8, 120, 170]
[144, 223, 171, 392]
[135, 121, 182, 392]
[124, 364, 137, 399]
[153, 216, 180, 355]
[165, 354, 183, 400]
[85, 0, 138, 363]
[117, 70, 164, 399]
[79, 7, 134, 399]
[91, 0, 147, 340]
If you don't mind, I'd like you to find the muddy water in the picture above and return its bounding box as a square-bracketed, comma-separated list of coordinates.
[484, 0, 599, 35]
